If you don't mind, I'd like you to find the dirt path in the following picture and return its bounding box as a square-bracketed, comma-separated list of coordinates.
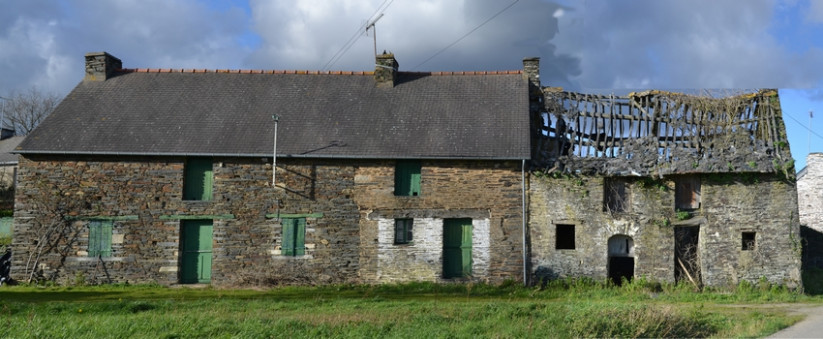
[764, 304, 823, 338]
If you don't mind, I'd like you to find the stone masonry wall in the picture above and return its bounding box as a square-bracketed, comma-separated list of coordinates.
[529, 172, 801, 288]
[11, 156, 524, 285]
[354, 160, 525, 284]
[11, 155, 362, 286]
[798, 153, 823, 232]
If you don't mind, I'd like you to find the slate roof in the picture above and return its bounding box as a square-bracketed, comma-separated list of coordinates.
[17, 68, 530, 160]
[0, 136, 23, 164]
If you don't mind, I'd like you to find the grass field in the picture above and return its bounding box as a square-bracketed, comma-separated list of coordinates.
[0, 279, 817, 338]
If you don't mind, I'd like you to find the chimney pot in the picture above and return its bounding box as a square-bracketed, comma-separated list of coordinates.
[375, 53, 399, 88]
[85, 52, 122, 81]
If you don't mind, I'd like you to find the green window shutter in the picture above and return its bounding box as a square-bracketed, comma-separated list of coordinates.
[88, 221, 100, 257]
[184, 158, 213, 201]
[395, 160, 421, 196]
[282, 218, 295, 256]
[88, 221, 112, 257]
[100, 221, 112, 257]
[295, 218, 306, 256]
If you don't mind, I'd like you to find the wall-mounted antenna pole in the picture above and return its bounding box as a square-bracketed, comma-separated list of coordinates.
[366, 13, 384, 57]
[810, 110, 814, 155]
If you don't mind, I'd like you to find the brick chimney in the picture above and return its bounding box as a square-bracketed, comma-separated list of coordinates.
[84, 52, 122, 81]
[375, 52, 398, 88]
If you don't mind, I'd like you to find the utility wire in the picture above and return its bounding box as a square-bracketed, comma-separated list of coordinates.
[411, 0, 520, 70]
[785, 111, 823, 140]
[322, 0, 396, 71]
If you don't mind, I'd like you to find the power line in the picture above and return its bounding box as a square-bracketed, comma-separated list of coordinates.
[411, 0, 520, 70]
[322, 0, 396, 71]
[785, 110, 823, 140]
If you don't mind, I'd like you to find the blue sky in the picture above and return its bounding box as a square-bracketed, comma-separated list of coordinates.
[0, 0, 822, 170]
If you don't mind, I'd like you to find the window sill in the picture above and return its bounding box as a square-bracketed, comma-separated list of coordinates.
[66, 256, 132, 263]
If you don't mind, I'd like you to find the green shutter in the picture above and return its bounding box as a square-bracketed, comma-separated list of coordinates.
[89, 221, 100, 256]
[100, 221, 112, 257]
[282, 219, 295, 256]
[88, 221, 112, 258]
[281, 218, 306, 256]
[295, 218, 306, 256]
[184, 158, 213, 201]
[395, 160, 421, 196]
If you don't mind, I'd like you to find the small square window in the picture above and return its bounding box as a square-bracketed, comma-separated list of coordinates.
[742, 232, 756, 251]
[394, 219, 413, 244]
[555, 224, 575, 250]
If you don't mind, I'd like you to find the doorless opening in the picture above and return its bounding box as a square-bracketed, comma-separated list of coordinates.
[607, 235, 634, 285]
[674, 226, 700, 285]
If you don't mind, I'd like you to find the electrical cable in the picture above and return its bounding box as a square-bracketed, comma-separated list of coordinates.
[785, 111, 823, 140]
[411, 0, 520, 70]
[322, 0, 396, 71]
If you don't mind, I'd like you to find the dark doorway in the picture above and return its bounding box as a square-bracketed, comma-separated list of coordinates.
[607, 235, 634, 285]
[608, 257, 634, 285]
[674, 226, 700, 285]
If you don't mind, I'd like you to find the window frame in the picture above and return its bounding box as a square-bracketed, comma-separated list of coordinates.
[183, 157, 214, 201]
[394, 160, 422, 196]
[555, 224, 576, 250]
[88, 220, 113, 258]
[394, 218, 414, 245]
[281, 218, 306, 256]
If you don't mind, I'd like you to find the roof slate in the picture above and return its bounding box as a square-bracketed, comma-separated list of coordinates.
[18, 69, 530, 159]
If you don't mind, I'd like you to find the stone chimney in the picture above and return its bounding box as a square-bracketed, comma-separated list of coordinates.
[84, 52, 122, 81]
[375, 52, 399, 88]
[523, 57, 543, 162]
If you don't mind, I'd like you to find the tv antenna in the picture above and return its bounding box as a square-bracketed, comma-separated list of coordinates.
[366, 13, 384, 57]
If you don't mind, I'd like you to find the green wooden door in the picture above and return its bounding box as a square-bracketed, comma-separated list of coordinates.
[443, 218, 472, 278]
[181, 220, 213, 283]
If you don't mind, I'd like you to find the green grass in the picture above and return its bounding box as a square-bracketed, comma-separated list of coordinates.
[0, 280, 816, 338]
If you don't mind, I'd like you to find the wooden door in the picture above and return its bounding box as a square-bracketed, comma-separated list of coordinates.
[181, 220, 213, 284]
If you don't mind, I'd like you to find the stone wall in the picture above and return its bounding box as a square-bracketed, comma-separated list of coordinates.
[354, 160, 525, 284]
[529, 172, 801, 288]
[798, 153, 823, 232]
[11, 156, 525, 285]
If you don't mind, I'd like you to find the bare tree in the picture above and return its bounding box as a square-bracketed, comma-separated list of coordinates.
[0, 87, 61, 135]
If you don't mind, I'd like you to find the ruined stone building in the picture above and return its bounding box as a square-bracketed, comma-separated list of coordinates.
[9, 52, 802, 288]
[529, 89, 801, 287]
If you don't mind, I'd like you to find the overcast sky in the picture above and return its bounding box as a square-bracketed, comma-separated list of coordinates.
[1, 0, 822, 169]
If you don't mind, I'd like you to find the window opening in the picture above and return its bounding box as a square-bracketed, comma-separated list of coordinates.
[555, 224, 575, 250]
[675, 177, 700, 210]
[183, 157, 213, 201]
[395, 160, 421, 196]
[742, 232, 756, 251]
[394, 218, 413, 244]
[604, 178, 629, 212]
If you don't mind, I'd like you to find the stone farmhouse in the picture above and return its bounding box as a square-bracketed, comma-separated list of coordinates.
[9, 52, 801, 288]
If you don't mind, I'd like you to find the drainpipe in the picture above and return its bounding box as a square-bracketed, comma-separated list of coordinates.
[272, 115, 279, 186]
[521, 159, 528, 286]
